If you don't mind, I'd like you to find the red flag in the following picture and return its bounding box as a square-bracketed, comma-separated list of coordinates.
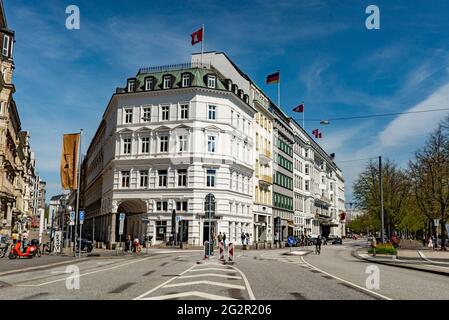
[191, 28, 203, 45]
[312, 129, 319, 136]
[293, 103, 304, 113]
[318, 133, 322, 139]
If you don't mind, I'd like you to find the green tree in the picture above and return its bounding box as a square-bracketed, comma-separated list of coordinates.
[353, 159, 410, 238]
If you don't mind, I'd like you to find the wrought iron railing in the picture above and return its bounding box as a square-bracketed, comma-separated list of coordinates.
[138, 62, 211, 74]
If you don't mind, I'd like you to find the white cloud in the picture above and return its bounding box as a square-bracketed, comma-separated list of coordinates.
[378, 82, 449, 148]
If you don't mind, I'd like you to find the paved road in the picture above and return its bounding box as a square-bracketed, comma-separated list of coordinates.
[1, 241, 448, 300]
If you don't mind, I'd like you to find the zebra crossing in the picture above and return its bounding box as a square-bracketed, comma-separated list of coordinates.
[260, 252, 315, 269]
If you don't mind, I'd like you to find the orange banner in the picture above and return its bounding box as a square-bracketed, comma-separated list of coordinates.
[60, 133, 80, 190]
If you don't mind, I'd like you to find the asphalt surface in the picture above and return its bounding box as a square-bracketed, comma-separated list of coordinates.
[0, 240, 448, 300]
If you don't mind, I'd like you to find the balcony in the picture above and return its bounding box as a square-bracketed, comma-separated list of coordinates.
[259, 175, 273, 184]
[259, 149, 272, 164]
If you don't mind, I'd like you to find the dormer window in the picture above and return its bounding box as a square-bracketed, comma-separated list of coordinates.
[244, 94, 249, 104]
[127, 79, 136, 92]
[226, 79, 233, 91]
[182, 74, 191, 87]
[145, 77, 153, 91]
[232, 84, 238, 95]
[238, 89, 244, 99]
[163, 75, 172, 89]
[207, 75, 216, 88]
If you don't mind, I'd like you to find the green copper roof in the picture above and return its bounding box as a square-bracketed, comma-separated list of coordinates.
[133, 64, 227, 91]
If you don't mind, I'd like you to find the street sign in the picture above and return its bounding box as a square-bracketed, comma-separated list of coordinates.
[119, 213, 126, 221]
[287, 236, 297, 246]
[79, 211, 85, 224]
[118, 219, 124, 236]
[69, 211, 75, 226]
[54, 231, 63, 253]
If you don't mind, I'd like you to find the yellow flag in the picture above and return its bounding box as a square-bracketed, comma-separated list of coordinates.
[60, 133, 80, 190]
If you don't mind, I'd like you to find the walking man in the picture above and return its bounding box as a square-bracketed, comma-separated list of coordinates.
[223, 233, 227, 249]
[241, 232, 246, 245]
[370, 235, 377, 256]
[315, 235, 322, 255]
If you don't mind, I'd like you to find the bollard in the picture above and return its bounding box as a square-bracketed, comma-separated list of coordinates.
[228, 243, 234, 264]
[219, 241, 225, 261]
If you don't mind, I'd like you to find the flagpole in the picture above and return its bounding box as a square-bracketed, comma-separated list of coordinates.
[201, 24, 204, 66]
[277, 71, 280, 108]
[74, 129, 83, 258]
[302, 101, 305, 130]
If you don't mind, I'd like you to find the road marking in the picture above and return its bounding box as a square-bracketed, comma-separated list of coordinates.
[228, 264, 256, 300]
[163, 280, 246, 290]
[141, 291, 236, 300]
[133, 265, 197, 300]
[17, 256, 156, 287]
[300, 257, 393, 300]
[418, 251, 449, 266]
[188, 267, 237, 273]
[179, 273, 242, 280]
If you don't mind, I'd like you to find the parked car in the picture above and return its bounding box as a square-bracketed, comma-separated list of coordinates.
[332, 237, 343, 245]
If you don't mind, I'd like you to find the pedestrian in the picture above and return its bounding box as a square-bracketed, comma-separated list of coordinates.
[315, 235, 322, 255]
[21, 229, 29, 251]
[223, 233, 227, 248]
[370, 235, 377, 257]
[217, 232, 223, 243]
[245, 233, 250, 245]
[11, 231, 18, 244]
[126, 235, 132, 253]
[241, 232, 246, 245]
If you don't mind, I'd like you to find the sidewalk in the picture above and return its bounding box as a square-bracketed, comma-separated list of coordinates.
[353, 248, 449, 276]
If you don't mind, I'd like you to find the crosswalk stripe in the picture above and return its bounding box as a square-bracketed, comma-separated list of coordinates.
[179, 273, 242, 280]
[188, 267, 237, 273]
[141, 291, 236, 300]
[163, 280, 246, 290]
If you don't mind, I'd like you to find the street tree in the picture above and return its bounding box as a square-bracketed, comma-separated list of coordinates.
[353, 159, 410, 238]
[408, 116, 449, 249]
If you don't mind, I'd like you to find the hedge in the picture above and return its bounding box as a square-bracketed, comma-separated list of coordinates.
[368, 243, 397, 255]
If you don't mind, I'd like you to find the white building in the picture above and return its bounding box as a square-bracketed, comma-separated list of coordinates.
[81, 59, 256, 245]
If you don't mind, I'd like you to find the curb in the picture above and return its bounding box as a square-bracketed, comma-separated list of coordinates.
[0, 257, 90, 277]
[351, 250, 449, 277]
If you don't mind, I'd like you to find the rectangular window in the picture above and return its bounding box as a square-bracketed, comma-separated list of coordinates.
[178, 169, 187, 187]
[156, 201, 168, 211]
[182, 74, 191, 87]
[305, 180, 310, 191]
[206, 169, 216, 187]
[121, 171, 130, 188]
[160, 136, 168, 152]
[163, 76, 172, 89]
[208, 105, 216, 120]
[158, 170, 167, 187]
[176, 201, 188, 212]
[180, 104, 189, 119]
[207, 136, 216, 153]
[207, 75, 216, 88]
[179, 135, 188, 152]
[127, 80, 135, 92]
[305, 164, 310, 175]
[2, 35, 9, 56]
[124, 109, 133, 124]
[140, 171, 148, 187]
[123, 138, 132, 154]
[145, 78, 153, 91]
[143, 107, 151, 122]
[161, 106, 169, 121]
[141, 137, 150, 153]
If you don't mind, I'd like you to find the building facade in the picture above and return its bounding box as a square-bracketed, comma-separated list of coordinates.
[0, 2, 42, 235]
[81, 59, 256, 245]
[80, 51, 345, 246]
[272, 105, 294, 242]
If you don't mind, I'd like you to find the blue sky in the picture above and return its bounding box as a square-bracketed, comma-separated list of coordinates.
[5, 0, 449, 203]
